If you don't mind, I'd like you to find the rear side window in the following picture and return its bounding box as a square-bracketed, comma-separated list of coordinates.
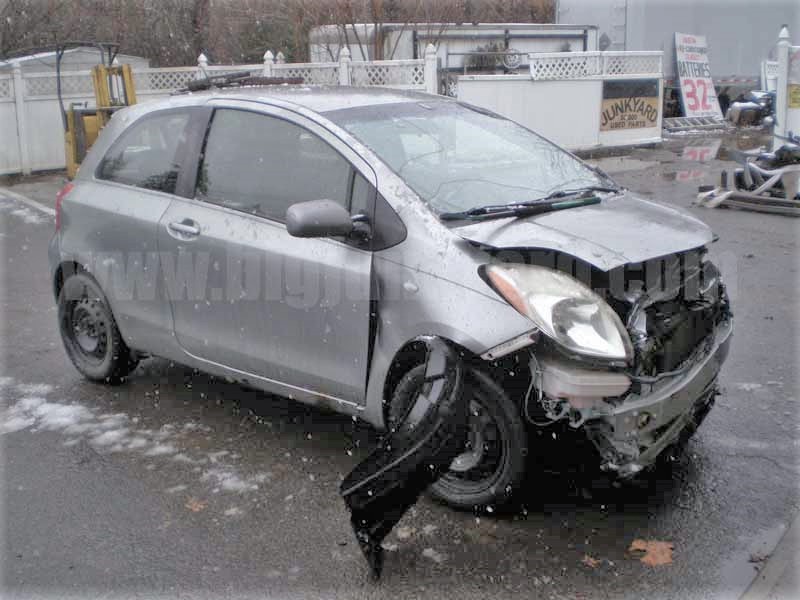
[197, 109, 350, 222]
[98, 111, 191, 194]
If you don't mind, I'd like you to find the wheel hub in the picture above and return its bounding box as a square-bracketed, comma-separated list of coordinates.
[449, 400, 487, 473]
[71, 299, 106, 356]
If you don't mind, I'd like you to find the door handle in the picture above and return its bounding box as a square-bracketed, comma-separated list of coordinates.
[167, 221, 200, 237]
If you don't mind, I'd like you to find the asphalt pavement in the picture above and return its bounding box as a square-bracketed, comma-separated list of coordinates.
[1, 133, 798, 599]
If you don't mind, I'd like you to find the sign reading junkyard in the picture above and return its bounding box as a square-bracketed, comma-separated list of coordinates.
[600, 79, 660, 131]
[674, 32, 723, 119]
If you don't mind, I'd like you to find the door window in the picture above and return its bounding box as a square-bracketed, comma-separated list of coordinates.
[197, 109, 351, 222]
[98, 111, 191, 194]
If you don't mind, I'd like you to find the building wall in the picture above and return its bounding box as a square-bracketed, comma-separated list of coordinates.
[557, 0, 800, 81]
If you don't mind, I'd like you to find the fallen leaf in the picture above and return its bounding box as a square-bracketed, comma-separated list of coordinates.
[628, 539, 674, 566]
[582, 554, 600, 568]
[185, 498, 208, 512]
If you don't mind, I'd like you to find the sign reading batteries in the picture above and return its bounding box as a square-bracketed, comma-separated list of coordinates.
[675, 32, 723, 119]
[600, 79, 660, 131]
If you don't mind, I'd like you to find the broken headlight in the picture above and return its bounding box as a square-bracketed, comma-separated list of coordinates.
[485, 264, 633, 362]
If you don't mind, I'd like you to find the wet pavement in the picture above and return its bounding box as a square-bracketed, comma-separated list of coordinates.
[1, 132, 798, 599]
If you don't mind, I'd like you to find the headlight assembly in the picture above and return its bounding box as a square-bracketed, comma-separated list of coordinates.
[484, 264, 633, 362]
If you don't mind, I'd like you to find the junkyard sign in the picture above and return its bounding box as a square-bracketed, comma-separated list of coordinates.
[675, 32, 723, 119]
[600, 79, 660, 131]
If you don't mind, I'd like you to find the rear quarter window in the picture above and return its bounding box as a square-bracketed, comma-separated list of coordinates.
[97, 111, 191, 194]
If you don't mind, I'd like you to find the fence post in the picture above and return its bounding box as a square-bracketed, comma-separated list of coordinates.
[12, 61, 31, 175]
[339, 46, 352, 86]
[424, 43, 438, 95]
[263, 50, 274, 77]
[196, 53, 209, 80]
[276, 51, 286, 64]
[774, 25, 791, 148]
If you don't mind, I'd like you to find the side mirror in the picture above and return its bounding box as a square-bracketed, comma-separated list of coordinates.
[286, 199, 354, 238]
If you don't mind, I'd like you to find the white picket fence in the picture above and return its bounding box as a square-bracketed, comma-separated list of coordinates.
[0, 45, 437, 175]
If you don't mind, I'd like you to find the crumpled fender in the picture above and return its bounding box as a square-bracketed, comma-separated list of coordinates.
[340, 336, 468, 579]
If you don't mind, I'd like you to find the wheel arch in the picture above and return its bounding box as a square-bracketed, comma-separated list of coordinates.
[372, 333, 534, 432]
[53, 260, 87, 300]
[381, 337, 481, 412]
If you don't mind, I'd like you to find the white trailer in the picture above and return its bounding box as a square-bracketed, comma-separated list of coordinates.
[309, 22, 598, 67]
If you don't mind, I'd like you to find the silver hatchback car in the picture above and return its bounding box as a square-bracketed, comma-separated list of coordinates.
[50, 86, 732, 509]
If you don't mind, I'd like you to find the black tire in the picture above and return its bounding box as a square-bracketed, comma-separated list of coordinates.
[58, 272, 138, 383]
[388, 365, 527, 511]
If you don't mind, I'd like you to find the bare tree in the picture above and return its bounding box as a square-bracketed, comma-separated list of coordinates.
[0, 0, 555, 65]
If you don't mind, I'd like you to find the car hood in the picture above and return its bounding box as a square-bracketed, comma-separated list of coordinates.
[452, 192, 714, 271]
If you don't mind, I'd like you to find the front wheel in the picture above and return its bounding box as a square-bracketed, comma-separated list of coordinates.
[389, 365, 528, 511]
[58, 272, 138, 383]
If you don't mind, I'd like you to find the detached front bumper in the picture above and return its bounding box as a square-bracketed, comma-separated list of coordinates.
[586, 318, 733, 476]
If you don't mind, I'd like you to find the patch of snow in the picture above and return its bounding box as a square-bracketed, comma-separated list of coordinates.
[16, 383, 54, 396]
[126, 437, 150, 450]
[396, 526, 414, 540]
[34, 401, 93, 431]
[0, 414, 36, 434]
[144, 443, 178, 456]
[182, 422, 212, 433]
[90, 428, 130, 446]
[9, 207, 46, 225]
[422, 548, 445, 563]
[1, 381, 271, 499]
[165, 484, 188, 494]
[201, 467, 260, 493]
[208, 450, 230, 463]
[735, 382, 763, 392]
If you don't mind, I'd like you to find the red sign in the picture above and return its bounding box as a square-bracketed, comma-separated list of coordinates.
[675, 32, 723, 119]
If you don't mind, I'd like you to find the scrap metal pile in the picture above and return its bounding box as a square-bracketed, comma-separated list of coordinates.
[696, 133, 800, 216]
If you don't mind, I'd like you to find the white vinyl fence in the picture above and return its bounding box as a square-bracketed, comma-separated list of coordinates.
[458, 51, 664, 151]
[0, 45, 437, 176]
[773, 26, 800, 150]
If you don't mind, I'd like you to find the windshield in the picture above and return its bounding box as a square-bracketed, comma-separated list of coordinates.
[327, 101, 605, 215]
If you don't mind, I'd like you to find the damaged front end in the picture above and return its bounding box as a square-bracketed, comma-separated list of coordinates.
[489, 247, 733, 477]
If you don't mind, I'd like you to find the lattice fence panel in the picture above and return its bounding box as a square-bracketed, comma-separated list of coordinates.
[134, 69, 197, 91]
[24, 72, 94, 97]
[529, 54, 601, 80]
[350, 61, 425, 88]
[603, 53, 662, 76]
[273, 63, 339, 85]
[0, 76, 12, 100]
[764, 60, 780, 80]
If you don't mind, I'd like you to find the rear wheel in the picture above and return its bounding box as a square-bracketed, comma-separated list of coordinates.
[58, 272, 138, 383]
[389, 365, 527, 511]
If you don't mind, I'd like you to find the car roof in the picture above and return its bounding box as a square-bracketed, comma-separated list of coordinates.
[169, 85, 451, 115]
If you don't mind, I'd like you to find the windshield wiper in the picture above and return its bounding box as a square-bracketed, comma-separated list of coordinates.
[438, 186, 620, 222]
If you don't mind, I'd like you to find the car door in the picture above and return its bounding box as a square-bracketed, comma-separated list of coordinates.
[63, 107, 202, 354]
[158, 104, 376, 406]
